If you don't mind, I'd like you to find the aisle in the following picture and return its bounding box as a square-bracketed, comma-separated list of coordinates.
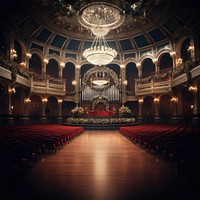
[2, 130, 198, 200]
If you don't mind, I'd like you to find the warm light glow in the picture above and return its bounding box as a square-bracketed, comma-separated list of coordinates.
[26, 53, 32, 58]
[187, 45, 194, 52]
[60, 62, 65, 67]
[58, 99, 63, 103]
[92, 79, 109, 86]
[170, 97, 177, 102]
[9, 87, 15, 93]
[24, 98, 31, 103]
[152, 58, 158, 63]
[139, 99, 143, 103]
[136, 62, 141, 67]
[170, 51, 176, 57]
[42, 98, 48, 103]
[177, 58, 182, 65]
[123, 80, 128, 86]
[154, 98, 159, 102]
[20, 62, 26, 67]
[10, 48, 17, 58]
[72, 80, 77, 86]
[43, 59, 49, 64]
[188, 86, 197, 92]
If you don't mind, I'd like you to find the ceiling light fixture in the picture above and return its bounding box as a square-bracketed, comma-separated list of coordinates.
[90, 67, 110, 86]
[83, 33, 117, 66]
[78, 2, 125, 66]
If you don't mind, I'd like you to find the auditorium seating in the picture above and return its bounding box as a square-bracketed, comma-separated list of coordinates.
[0, 124, 84, 173]
[119, 124, 200, 172]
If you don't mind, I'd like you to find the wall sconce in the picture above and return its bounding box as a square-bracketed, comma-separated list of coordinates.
[58, 99, 63, 103]
[8, 87, 16, 93]
[123, 80, 128, 86]
[152, 58, 158, 64]
[10, 48, 17, 58]
[60, 62, 65, 67]
[24, 98, 31, 103]
[188, 86, 197, 92]
[43, 59, 49, 64]
[136, 62, 141, 67]
[177, 58, 182, 65]
[42, 98, 48, 103]
[154, 98, 159, 103]
[170, 51, 176, 57]
[20, 62, 26, 67]
[139, 99, 143, 103]
[170, 97, 177, 102]
[187, 45, 194, 52]
[26, 53, 32, 59]
[72, 80, 77, 86]
[120, 64, 125, 69]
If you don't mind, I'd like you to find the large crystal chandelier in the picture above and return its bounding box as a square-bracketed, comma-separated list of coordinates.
[78, 2, 125, 66]
[83, 27, 117, 66]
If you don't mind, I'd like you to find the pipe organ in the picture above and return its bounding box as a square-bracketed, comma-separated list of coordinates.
[81, 85, 120, 102]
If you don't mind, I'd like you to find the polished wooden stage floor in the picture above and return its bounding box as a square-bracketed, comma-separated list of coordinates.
[1, 130, 199, 200]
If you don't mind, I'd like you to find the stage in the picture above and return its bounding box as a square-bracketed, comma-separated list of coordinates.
[65, 116, 138, 130]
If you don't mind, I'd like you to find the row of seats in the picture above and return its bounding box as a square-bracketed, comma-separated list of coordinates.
[119, 124, 200, 171]
[0, 124, 84, 174]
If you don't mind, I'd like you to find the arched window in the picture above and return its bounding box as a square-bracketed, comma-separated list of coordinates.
[46, 59, 59, 77]
[29, 54, 42, 74]
[142, 58, 155, 78]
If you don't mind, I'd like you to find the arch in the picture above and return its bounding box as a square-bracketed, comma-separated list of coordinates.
[143, 96, 154, 122]
[159, 94, 173, 120]
[92, 97, 110, 111]
[124, 58, 137, 66]
[63, 58, 77, 67]
[126, 62, 138, 93]
[158, 52, 173, 72]
[29, 53, 43, 74]
[175, 36, 190, 56]
[63, 62, 75, 93]
[142, 58, 155, 78]
[46, 58, 59, 77]
[46, 96, 58, 117]
[181, 38, 191, 62]
[29, 95, 42, 117]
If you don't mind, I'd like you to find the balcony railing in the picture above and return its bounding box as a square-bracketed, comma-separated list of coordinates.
[30, 74, 66, 95]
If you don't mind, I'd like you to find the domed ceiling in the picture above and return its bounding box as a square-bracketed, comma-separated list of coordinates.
[0, 0, 200, 55]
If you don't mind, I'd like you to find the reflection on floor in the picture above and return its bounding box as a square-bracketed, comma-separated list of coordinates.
[1, 130, 199, 200]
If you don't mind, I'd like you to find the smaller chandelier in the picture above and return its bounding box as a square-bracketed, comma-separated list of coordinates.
[83, 34, 117, 66]
[92, 79, 109, 86]
[91, 68, 110, 86]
